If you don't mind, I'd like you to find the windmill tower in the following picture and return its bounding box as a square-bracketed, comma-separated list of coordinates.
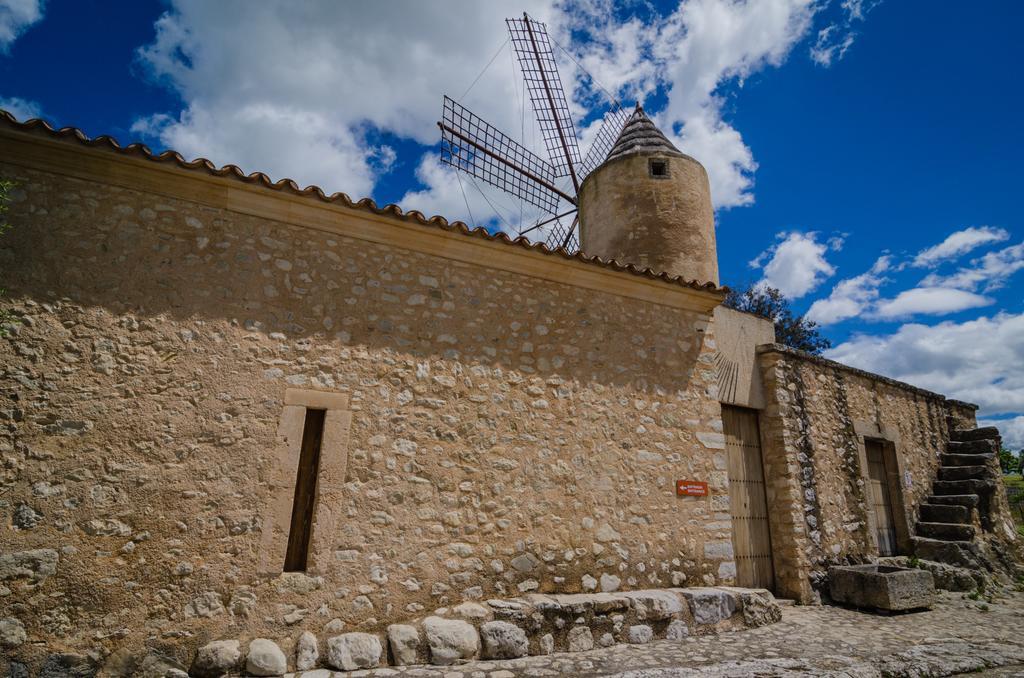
[439, 13, 718, 285]
[578, 104, 719, 285]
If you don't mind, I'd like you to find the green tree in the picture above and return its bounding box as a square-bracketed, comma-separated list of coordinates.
[724, 284, 832, 355]
[999, 446, 1018, 474]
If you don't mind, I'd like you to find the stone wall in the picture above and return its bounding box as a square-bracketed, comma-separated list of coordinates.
[756, 345, 967, 602]
[712, 306, 774, 410]
[0, 154, 731, 672]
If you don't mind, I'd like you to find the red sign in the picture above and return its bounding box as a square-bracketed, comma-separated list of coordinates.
[676, 480, 709, 496]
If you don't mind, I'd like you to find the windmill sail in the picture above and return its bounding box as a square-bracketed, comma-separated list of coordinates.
[506, 14, 581, 186]
[436, 13, 631, 254]
[439, 96, 573, 214]
[578, 106, 631, 182]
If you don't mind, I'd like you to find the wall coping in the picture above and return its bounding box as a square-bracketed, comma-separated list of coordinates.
[755, 343, 979, 408]
[0, 114, 725, 315]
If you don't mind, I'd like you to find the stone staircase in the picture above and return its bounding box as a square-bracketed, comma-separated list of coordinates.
[911, 426, 1001, 570]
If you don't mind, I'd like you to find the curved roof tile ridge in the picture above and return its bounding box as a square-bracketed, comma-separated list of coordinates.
[0, 109, 726, 295]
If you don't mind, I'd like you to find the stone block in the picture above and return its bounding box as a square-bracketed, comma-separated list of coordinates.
[540, 592, 630, 615]
[480, 620, 528, 659]
[828, 565, 935, 611]
[623, 589, 685, 620]
[679, 587, 737, 625]
[0, 549, 58, 583]
[38, 653, 95, 678]
[452, 601, 491, 621]
[326, 632, 383, 671]
[567, 626, 594, 652]
[295, 631, 319, 671]
[191, 640, 241, 678]
[245, 638, 287, 676]
[422, 616, 479, 665]
[0, 618, 26, 649]
[387, 624, 421, 666]
[665, 619, 690, 640]
[911, 537, 984, 569]
[736, 588, 782, 627]
[627, 625, 653, 644]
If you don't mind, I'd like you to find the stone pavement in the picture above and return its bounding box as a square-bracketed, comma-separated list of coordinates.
[316, 590, 1024, 678]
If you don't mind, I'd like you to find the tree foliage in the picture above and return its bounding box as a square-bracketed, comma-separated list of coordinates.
[999, 446, 1019, 474]
[724, 284, 832, 355]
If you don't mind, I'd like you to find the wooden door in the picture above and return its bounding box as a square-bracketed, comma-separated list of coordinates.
[723, 405, 775, 590]
[866, 440, 897, 556]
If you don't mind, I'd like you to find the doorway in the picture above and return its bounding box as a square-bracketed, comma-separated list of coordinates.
[866, 439, 898, 556]
[723, 405, 775, 590]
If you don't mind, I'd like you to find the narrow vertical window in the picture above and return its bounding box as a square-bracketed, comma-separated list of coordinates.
[284, 408, 326, 572]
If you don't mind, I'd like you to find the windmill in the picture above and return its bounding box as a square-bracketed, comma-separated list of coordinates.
[437, 13, 630, 252]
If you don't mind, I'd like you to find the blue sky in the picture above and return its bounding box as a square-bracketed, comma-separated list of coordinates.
[1, 0, 1022, 446]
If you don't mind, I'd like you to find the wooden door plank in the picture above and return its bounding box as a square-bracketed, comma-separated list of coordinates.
[723, 405, 775, 591]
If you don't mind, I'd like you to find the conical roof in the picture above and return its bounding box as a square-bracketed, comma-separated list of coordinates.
[605, 104, 683, 163]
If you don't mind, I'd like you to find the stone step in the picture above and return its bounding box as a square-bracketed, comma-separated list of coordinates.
[919, 503, 971, 524]
[917, 521, 976, 541]
[947, 439, 997, 455]
[938, 465, 990, 481]
[950, 427, 1000, 443]
[927, 494, 980, 508]
[932, 479, 994, 496]
[941, 452, 995, 467]
[911, 536, 983, 569]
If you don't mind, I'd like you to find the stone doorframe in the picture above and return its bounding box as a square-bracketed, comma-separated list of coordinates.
[852, 421, 914, 557]
[258, 388, 353, 576]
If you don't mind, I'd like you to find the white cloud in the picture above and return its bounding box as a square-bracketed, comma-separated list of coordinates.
[753, 231, 837, 299]
[826, 312, 1024, 418]
[912, 226, 1010, 267]
[980, 415, 1024, 451]
[921, 242, 1024, 293]
[809, 24, 854, 67]
[806, 255, 889, 325]
[809, 0, 878, 67]
[871, 287, 993, 319]
[653, 0, 819, 208]
[568, 3, 660, 108]
[134, 0, 834, 227]
[0, 95, 42, 120]
[565, 0, 823, 208]
[134, 103, 380, 198]
[134, 1, 554, 200]
[0, 0, 43, 54]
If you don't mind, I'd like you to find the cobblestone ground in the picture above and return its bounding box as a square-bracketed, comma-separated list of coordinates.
[330, 591, 1024, 678]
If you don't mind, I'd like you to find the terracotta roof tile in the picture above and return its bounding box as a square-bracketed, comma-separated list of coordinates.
[0, 110, 726, 296]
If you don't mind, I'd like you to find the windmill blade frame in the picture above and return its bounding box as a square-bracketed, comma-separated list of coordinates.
[578, 106, 631, 182]
[439, 96, 575, 215]
[506, 13, 582, 188]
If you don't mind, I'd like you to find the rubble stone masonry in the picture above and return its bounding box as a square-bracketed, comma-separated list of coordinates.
[757, 345, 971, 602]
[0, 153, 730, 669]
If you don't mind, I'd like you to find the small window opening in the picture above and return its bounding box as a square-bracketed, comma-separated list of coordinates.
[649, 159, 668, 178]
[284, 408, 326, 572]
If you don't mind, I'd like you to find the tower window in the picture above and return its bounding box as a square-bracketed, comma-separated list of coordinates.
[649, 159, 669, 178]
